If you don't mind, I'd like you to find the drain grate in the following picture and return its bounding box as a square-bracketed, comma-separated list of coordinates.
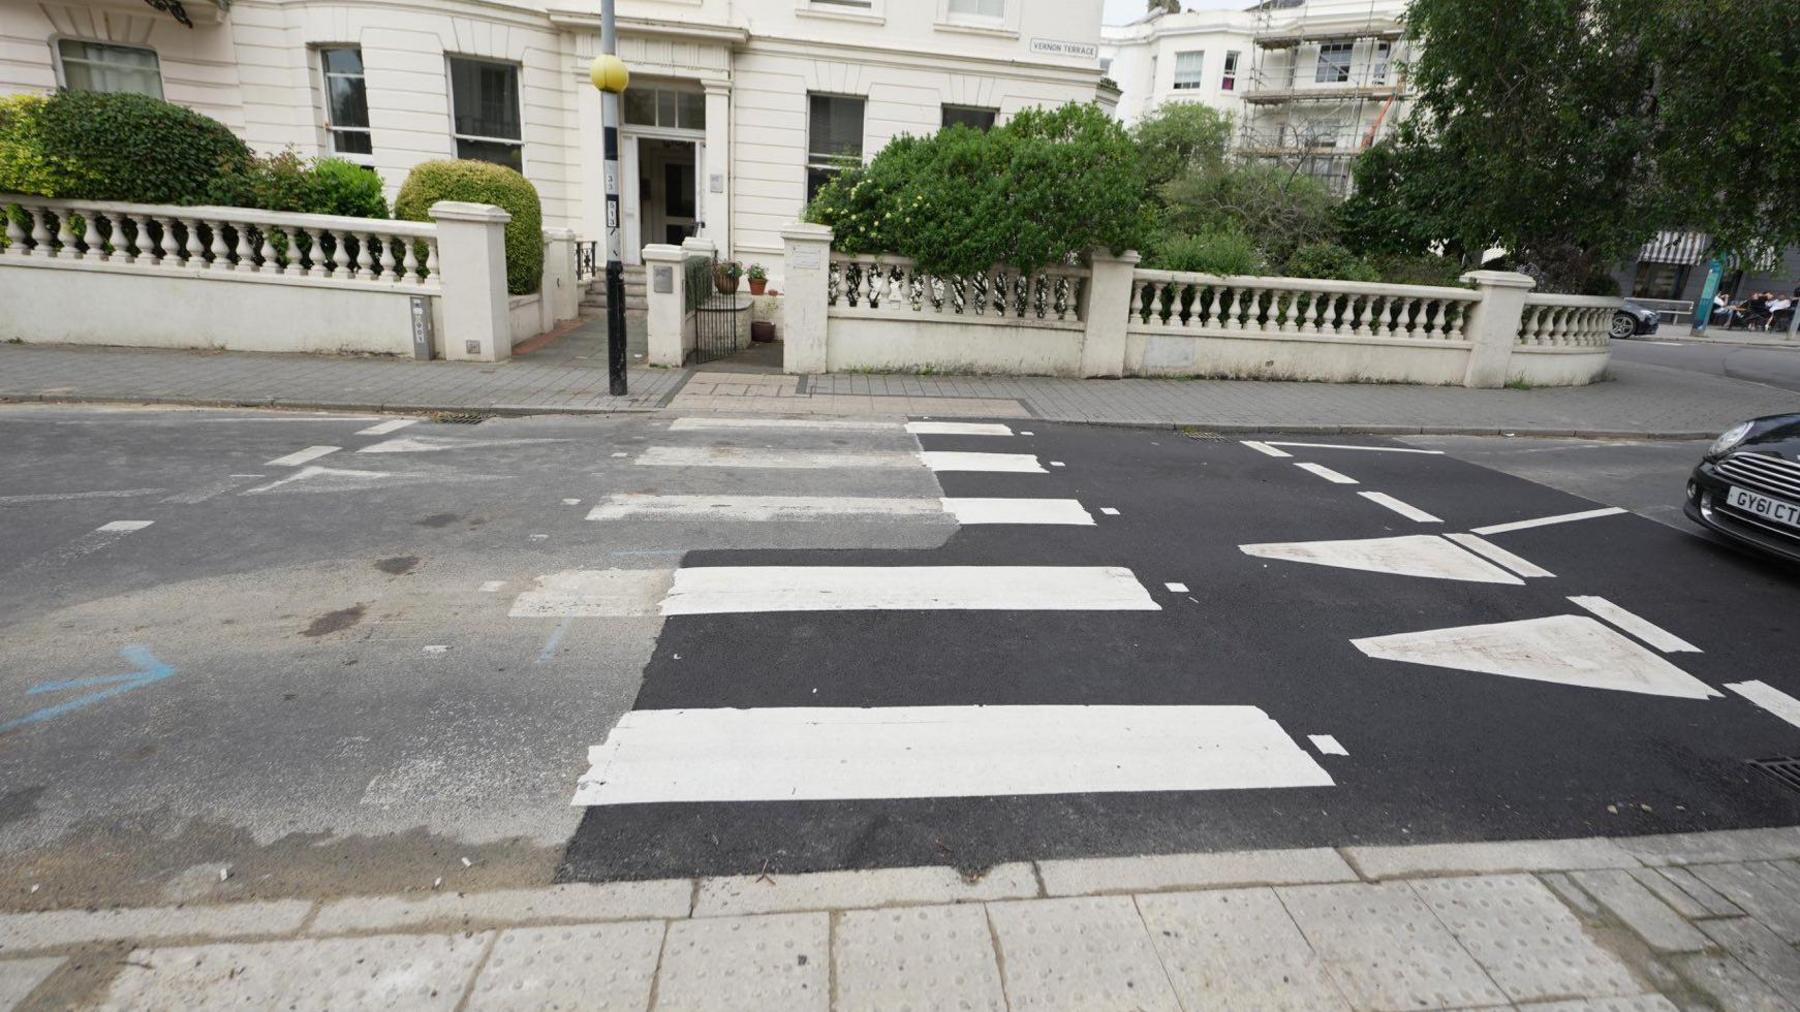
[427, 410, 490, 424]
[1748, 757, 1800, 793]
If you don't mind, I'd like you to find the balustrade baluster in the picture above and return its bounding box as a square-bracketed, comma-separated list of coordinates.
[231, 225, 255, 273]
[1348, 295, 1368, 337]
[4, 206, 27, 256]
[203, 221, 228, 268]
[401, 238, 420, 282]
[372, 233, 394, 281]
[353, 231, 374, 279]
[423, 239, 439, 284]
[156, 217, 179, 264]
[81, 213, 103, 261]
[260, 230, 281, 274]
[1274, 289, 1294, 333]
[27, 208, 51, 256]
[330, 229, 352, 277]
[1239, 287, 1258, 330]
[53, 210, 76, 258]
[1309, 290, 1329, 334]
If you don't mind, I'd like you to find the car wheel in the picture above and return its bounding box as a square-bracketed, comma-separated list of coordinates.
[1609, 313, 1637, 339]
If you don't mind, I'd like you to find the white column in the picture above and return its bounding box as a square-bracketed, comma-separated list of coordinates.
[644, 242, 687, 367]
[1080, 249, 1142, 378]
[430, 201, 513, 363]
[702, 79, 732, 260]
[541, 226, 579, 328]
[1459, 270, 1537, 388]
[780, 223, 832, 375]
[576, 83, 608, 246]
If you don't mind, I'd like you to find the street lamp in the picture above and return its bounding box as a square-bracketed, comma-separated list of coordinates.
[589, 1, 629, 396]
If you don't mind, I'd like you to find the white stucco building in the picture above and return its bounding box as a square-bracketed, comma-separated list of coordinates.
[1100, 0, 1410, 193]
[1, 0, 1108, 264]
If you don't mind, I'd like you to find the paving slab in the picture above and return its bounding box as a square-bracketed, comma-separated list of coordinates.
[463, 922, 663, 1011]
[693, 862, 1037, 917]
[1698, 917, 1800, 997]
[1411, 874, 1642, 1003]
[1647, 867, 1742, 917]
[1688, 861, 1800, 944]
[1038, 847, 1355, 897]
[0, 957, 63, 1011]
[653, 911, 828, 1012]
[1278, 881, 1509, 1010]
[1517, 998, 1680, 1011]
[833, 904, 1006, 1012]
[97, 932, 492, 1011]
[1617, 827, 1800, 866]
[1671, 952, 1799, 1011]
[1570, 870, 1711, 952]
[1137, 887, 1350, 1010]
[0, 900, 313, 952]
[985, 895, 1180, 1011]
[1344, 838, 1640, 880]
[308, 881, 691, 934]
[1622, 868, 1713, 921]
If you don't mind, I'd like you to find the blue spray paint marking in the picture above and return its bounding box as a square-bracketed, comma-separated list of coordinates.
[1, 646, 173, 734]
[536, 617, 575, 665]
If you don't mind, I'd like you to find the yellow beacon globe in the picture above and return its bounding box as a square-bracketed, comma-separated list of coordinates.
[589, 55, 629, 94]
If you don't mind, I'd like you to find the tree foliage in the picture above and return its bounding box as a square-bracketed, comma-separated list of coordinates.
[1343, 0, 1799, 289]
[1159, 163, 1337, 268]
[1131, 101, 1233, 196]
[804, 102, 1148, 276]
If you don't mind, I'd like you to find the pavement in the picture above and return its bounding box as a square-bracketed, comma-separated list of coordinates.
[3, 333, 1797, 436]
[1612, 339, 1800, 394]
[6, 827, 1800, 1009]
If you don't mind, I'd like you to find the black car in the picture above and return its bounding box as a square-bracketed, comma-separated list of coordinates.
[1687, 414, 1800, 563]
[1610, 299, 1661, 339]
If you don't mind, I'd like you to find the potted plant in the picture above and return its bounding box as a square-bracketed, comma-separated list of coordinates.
[713, 259, 743, 295]
[746, 263, 768, 295]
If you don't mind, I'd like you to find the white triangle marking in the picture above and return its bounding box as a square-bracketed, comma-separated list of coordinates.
[1240, 535, 1523, 584]
[1353, 614, 1721, 700]
[357, 436, 569, 454]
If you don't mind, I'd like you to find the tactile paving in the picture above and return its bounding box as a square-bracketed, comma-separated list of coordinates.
[834, 903, 1005, 1012]
[1411, 874, 1642, 1002]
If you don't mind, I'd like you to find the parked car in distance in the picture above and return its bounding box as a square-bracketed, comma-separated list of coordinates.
[1687, 413, 1800, 563]
[1611, 299, 1661, 339]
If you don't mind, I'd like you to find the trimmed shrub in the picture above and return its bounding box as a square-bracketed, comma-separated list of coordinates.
[206, 151, 388, 218]
[0, 94, 92, 197]
[308, 157, 387, 218]
[27, 91, 249, 204]
[1147, 229, 1262, 276]
[394, 159, 542, 294]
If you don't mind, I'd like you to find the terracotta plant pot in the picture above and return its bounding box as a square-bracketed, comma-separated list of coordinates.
[751, 321, 776, 343]
[713, 265, 740, 294]
[748, 278, 767, 295]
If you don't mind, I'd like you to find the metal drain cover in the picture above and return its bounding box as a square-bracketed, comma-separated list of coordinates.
[1748, 757, 1800, 793]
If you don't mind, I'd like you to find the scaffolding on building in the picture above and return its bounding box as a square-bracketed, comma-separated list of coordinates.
[1237, 0, 1409, 194]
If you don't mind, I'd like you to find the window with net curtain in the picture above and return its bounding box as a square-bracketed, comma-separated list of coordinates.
[449, 56, 523, 172]
[948, 0, 1005, 17]
[1173, 50, 1204, 90]
[58, 40, 162, 98]
[806, 93, 864, 201]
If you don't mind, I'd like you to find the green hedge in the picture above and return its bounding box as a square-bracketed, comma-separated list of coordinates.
[205, 150, 388, 218]
[394, 159, 542, 295]
[3, 91, 249, 204]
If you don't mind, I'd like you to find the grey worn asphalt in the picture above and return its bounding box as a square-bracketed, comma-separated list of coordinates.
[1612, 336, 1800, 394]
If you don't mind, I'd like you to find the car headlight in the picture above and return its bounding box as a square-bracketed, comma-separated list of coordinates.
[1709, 421, 1753, 457]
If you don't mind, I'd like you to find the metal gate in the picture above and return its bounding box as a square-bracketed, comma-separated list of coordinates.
[687, 257, 742, 364]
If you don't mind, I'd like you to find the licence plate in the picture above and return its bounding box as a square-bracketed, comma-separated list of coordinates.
[1727, 485, 1800, 530]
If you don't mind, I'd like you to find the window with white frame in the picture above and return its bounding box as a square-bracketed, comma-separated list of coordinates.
[1372, 41, 1392, 84]
[806, 93, 864, 202]
[57, 40, 162, 98]
[622, 86, 705, 131]
[948, 0, 1004, 18]
[1172, 50, 1204, 90]
[448, 56, 523, 172]
[1221, 51, 1240, 91]
[942, 104, 998, 132]
[319, 47, 372, 159]
[1315, 41, 1353, 83]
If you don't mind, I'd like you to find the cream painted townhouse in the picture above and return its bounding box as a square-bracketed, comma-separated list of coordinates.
[1, 0, 1109, 265]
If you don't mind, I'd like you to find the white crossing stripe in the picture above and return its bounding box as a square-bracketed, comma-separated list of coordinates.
[921, 451, 1046, 473]
[1241, 441, 1293, 458]
[96, 520, 153, 533]
[1165, 582, 1189, 593]
[1099, 507, 1121, 516]
[1567, 596, 1701, 653]
[1267, 442, 1444, 455]
[572, 705, 1332, 805]
[478, 581, 507, 593]
[1241, 535, 1522, 585]
[511, 570, 674, 618]
[1308, 734, 1349, 756]
[1294, 462, 1358, 485]
[356, 418, 418, 436]
[905, 421, 1014, 436]
[589, 494, 941, 522]
[941, 498, 1094, 526]
[1445, 533, 1554, 578]
[661, 566, 1160, 615]
[669, 417, 899, 432]
[1358, 491, 1441, 523]
[1470, 506, 1628, 536]
[265, 445, 340, 467]
[637, 446, 920, 470]
[1725, 681, 1800, 729]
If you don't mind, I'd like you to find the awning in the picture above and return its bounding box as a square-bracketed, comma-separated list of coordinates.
[1638, 231, 1710, 265]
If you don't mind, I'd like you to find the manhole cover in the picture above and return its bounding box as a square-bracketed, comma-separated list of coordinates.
[1748, 757, 1800, 793]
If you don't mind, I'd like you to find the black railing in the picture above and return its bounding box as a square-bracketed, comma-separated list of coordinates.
[575, 240, 598, 282]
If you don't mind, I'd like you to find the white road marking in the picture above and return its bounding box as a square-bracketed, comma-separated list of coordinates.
[1358, 491, 1442, 523]
[661, 566, 1161, 615]
[96, 520, 153, 532]
[1049, 460, 1067, 468]
[1241, 535, 1522, 584]
[478, 581, 507, 593]
[1294, 462, 1358, 484]
[359, 436, 568, 454]
[1020, 430, 1034, 436]
[590, 494, 941, 522]
[638, 446, 921, 470]
[572, 705, 1332, 805]
[1165, 582, 1189, 593]
[265, 445, 340, 467]
[1444, 533, 1555, 578]
[904, 421, 1013, 436]
[1353, 614, 1720, 700]
[1308, 734, 1349, 756]
[422, 645, 449, 655]
[529, 533, 549, 541]
[1099, 507, 1121, 516]
[240, 465, 392, 495]
[1267, 442, 1445, 455]
[1725, 681, 1800, 729]
[670, 417, 898, 432]
[0, 488, 166, 505]
[921, 451, 1047, 473]
[1241, 441, 1293, 458]
[562, 498, 582, 506]
[941, 498, 1094, 526]
[611, 452, 628, 458]
[161, 475, 262, 505]
[1568, 596, 1701, 653]
[1470, 506, 1629, 536]
[510, 570, 675, 618]
[356, 418, 418, 436]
